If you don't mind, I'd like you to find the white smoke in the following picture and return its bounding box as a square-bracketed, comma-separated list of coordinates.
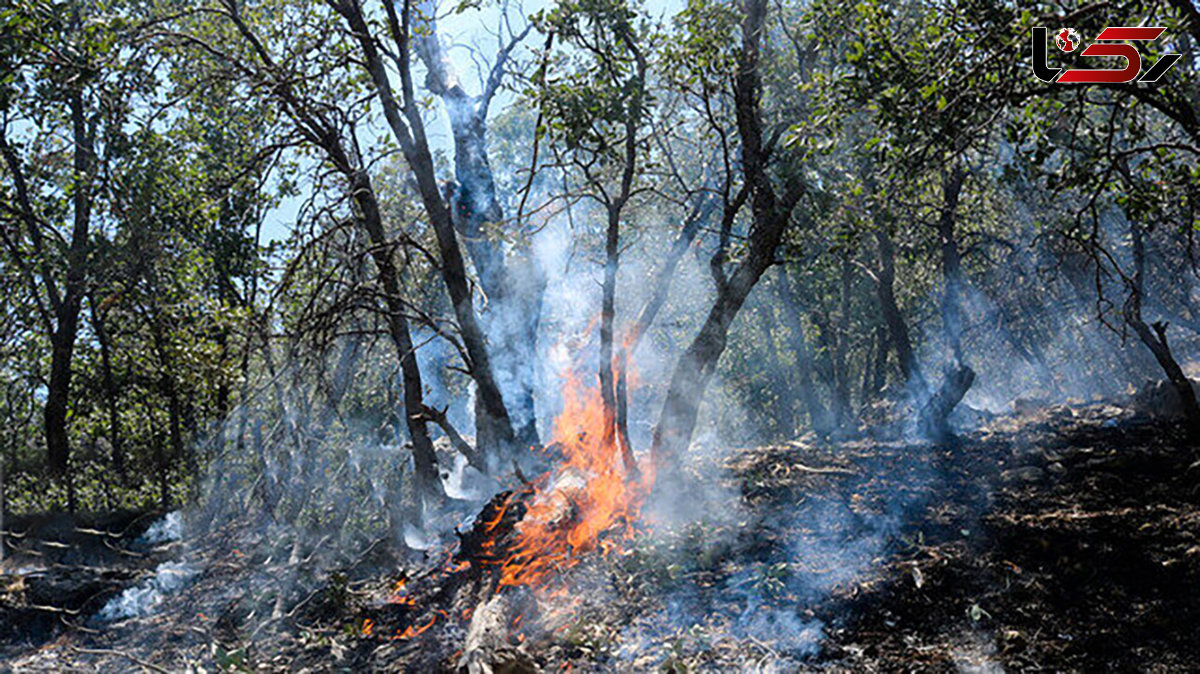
[99, 560, 198, 621]
[138, 511, 183, 546]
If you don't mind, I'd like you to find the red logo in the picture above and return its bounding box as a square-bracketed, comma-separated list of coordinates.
[1056, 28, 1080, 52]
[1032, 26, 1181, 84]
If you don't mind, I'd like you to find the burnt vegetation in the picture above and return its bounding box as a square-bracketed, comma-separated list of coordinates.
[1, 0, 1200, 670]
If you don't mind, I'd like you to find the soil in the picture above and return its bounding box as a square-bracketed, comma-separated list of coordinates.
[3, 399, 1199, 672]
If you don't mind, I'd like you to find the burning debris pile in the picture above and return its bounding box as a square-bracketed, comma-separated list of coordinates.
[354, 371, 659, 670]
[6, 393, 1200, 671]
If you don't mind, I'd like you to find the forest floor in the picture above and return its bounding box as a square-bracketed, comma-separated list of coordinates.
[3, 396, 1200, 672]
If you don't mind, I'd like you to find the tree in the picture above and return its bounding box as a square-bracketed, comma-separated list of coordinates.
[651, 0, 807, 488]
[0, 2, 151, 484]
[327, 0, 519, 460]
[412, 0, 543, 447]
[170, 0, 448, 502]
[533, 0, 651, 474]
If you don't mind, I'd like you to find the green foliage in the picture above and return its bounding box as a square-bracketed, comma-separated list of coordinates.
[1, 0, 1198, 517]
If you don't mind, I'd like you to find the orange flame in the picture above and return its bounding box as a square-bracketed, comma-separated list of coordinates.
[394, 611, 444, 640]
[498, 363, 653, 589]
[388, 577, 416, 606]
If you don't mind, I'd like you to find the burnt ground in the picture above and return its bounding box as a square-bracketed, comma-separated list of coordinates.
[3, 400, 1200, 671]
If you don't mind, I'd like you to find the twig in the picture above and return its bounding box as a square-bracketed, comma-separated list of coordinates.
[512, 460, 531, 487]
[70, 647, 171, 673]
[790, 463, 856, 475]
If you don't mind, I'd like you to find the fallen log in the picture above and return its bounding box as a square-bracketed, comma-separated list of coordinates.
[457, 593, 538, 674]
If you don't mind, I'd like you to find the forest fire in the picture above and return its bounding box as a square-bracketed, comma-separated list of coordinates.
[497, 369, 654, 590]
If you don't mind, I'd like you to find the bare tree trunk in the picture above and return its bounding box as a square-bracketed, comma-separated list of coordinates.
[860, 324, 885, 410]
[596, 34, 647, 478]
[938, 167, 968, 364]
[834, 251, 853, 425]
[873, 226, 926, 392]
[44, 329, 78, 476]
[413, 9, 543, 447]
[610, 195, 725, 470]
[44, 88, 94, 478]
[872, 324, 889, 397]
[599, 205, 622, 453]
[810, 308, 849, 428]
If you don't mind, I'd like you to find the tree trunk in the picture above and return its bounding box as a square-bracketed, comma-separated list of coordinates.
[874, 226, 926, 392]
[44, 87, 94, 478]
[810, 308, 849, 428]
[610, 196, 720, 472]
[756, 299, 795, 439]
[872, 325, 889, 398]
[44, 330, 77, 477]
[919, 166, 973, 441]
[938, 166, 968, 364]
[352, 170, 445, 500]
[331, 0, 517, 457]
[414, 12, 544, 448]
[599, 205, 621, 455]
[775, 267, 833, 436]
[834, 251, 853, 425]
[651, 0, 804, 488]
[1127, 219, 1200, 435]
[917, 366, 976, 441]
[860, 324, 885, 409]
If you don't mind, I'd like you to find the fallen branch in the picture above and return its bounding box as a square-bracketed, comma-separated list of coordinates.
[419, 405, 487, 473]
[790, 463, 857, 475]
[70, 647, 171, 673]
